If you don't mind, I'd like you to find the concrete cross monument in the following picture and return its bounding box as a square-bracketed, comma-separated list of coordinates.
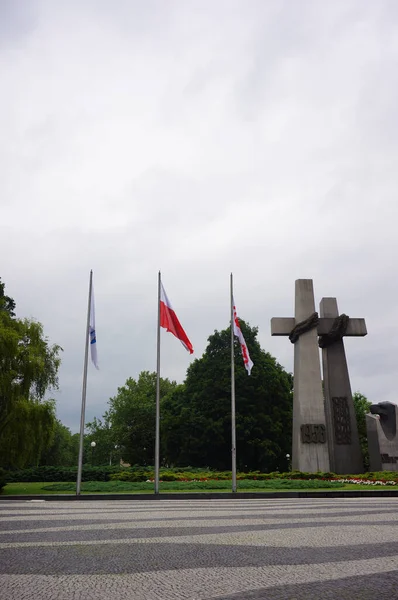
[272, 280, 330, 473]
[271, 279, 367, 473]
[319, 297, 366, 474]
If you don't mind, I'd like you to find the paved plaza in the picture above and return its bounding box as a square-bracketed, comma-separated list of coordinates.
[0, 497, 397, 599]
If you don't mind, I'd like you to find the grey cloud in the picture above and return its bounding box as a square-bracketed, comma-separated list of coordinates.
[1, 0, 398, 430]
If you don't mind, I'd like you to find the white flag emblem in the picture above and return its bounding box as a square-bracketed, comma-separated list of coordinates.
[89, 284, 99, 370]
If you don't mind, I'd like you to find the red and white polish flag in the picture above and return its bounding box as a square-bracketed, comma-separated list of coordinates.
[233, 298, 253, 375]
[160, 282, 194, 354]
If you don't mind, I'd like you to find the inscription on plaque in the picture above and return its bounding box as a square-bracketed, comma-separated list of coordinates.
[381, 453, 398, 464]
[300, 424, 326, 444]
[332, 396, 351, 445]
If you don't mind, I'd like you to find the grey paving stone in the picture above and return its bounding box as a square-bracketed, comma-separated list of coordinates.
[213, 570, 398, 600]
[1, 518, 398, 542]
[0, 498, 397, 599]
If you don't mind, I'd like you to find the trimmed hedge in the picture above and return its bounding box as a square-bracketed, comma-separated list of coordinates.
[107, 469, 398, 483]
[4, 465, 398, 484]
[41, 478, 346, 492]
[4, 466, 122, 483]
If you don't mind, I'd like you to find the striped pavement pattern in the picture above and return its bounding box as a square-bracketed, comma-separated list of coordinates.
[0, 497, 397, 599]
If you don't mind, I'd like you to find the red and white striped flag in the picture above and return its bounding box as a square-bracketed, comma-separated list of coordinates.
[160, 282, 193, 354]
[232, 298, 253, 375]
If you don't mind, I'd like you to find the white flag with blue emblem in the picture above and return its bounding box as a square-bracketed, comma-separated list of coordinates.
[89, 282, 99, 370]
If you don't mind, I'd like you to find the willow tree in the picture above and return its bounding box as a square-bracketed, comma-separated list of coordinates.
[0, 279, 62, 468]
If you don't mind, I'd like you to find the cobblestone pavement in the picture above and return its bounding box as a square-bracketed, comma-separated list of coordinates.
[0, 497, 397, 599]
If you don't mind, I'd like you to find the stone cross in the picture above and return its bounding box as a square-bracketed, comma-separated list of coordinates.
[271, 280, 367, 474]
[271, 280, 330, 473]
[319, 297, 366, 474]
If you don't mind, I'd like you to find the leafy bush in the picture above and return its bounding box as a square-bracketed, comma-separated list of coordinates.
[237, 472, 275, 480]
[109, 469, 151, 482]
[158, 472, 179, 481]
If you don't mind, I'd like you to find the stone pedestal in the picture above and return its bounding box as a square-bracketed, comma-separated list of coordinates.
[366, 402, 398, 472]
[320, 298, 363, 474]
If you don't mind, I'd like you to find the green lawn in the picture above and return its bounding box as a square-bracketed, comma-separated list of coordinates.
[2, 479, 397, 495]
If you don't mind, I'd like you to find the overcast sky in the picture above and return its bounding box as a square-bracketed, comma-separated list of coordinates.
[1, 0, 398, 432]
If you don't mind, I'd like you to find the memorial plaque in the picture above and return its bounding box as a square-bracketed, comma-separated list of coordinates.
[332, 396, 351, 445]
[300, 424, 326, 444]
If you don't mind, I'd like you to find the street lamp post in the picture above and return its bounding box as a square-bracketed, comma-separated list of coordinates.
[286, 453, 291, 472]
[91, 441, 96, 466]
[110, 445, 118, 466]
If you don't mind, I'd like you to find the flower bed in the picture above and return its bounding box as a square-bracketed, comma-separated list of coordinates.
[335, 478, 397, 486]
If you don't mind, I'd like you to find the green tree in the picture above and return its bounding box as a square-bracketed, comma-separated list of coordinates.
[353, 391, 372, 470]
[0, 278, 16, 317]
[0, 279, 62, 468]
[162, 322, 293, 472]
[85, 417, 119, 466]
[40, 420, 80, 467]
[106, 371, 178, 466]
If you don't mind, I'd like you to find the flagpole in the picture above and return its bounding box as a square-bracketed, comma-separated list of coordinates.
[76, 270, 93, 496]
[155, 271, 161, 495]
[231, 273, 237, 493]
